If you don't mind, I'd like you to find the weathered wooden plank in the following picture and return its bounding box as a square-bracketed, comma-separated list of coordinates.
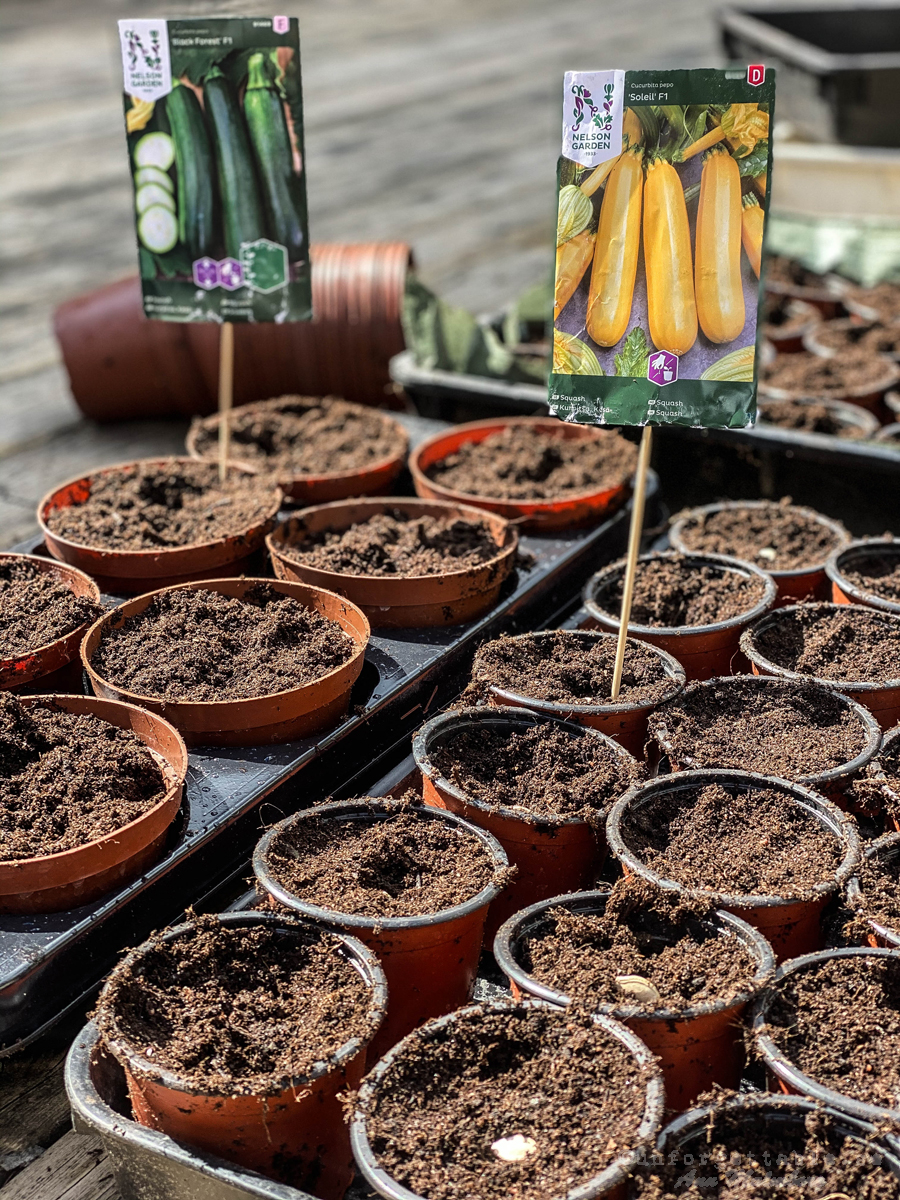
[0, 1133, 117, 1200]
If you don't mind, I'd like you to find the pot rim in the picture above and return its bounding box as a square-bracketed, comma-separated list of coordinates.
[750, 945, 900, 1126]
[667, 501, 849, 582]
[741, 601, 900, 690]
[758, 354, 900, 402]
[0, 552, 101, 673]
[826, 539, 900, 616]
[756, 394, 882, 436]
[876, 423, 900, 441]
[606, 768, 861, 909]
[492, 888, 775, 1022]
[412, 705, 640, 828]
[843, 291, 900, 326]
[764, 276, 846, 305]
[846, 828, 900, 947]
[803, 316, 900, 364]
[97, 911, 388, 1098]
[253, 798, 510, 930]
[349, 997, 666, 1200]
[583, 551, 777, 638]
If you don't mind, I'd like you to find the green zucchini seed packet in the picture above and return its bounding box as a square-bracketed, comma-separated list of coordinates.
[550, 67, 776, 429]
[119, 17, 311, 323]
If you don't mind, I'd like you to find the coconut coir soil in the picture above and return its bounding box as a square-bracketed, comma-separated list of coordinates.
[430, 720, 640, 822]
[813, 320, 900, 358]
[521, 878, 758, 1011]
[848, 737, 900, 825]
[750, 603, 900, 683]
[262, 803, 498, 919]
[92, 584, 356, 702]
[844, 549, 900, 605]
[649, 677, 868, 780]
[44, 461, 279, 552]
[285, 509, 500, 576]
[467, 631, 675, 708]
[0, 559, 100, 660]
[759, 398, 865, 439]
[192, 395, 406, 475]
[674, 502, 844, 572]
[0, 693, 166, 860]
[424, 424, 637, 500]
[764, 954, 900, 1110]
[846, 281, 900, 321]
[763, 349, 891, 396]
[364, 1005, 651, 1200]
[593, 555, 768, 628]
[97, 916, 373, 1093]
[766, 257, 829, 291]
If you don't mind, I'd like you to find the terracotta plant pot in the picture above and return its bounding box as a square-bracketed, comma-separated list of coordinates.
[350, 999, 666, 1200]
[253, 800, 508, 1063]
[582, 552, 776, 682]
[668, 501, 849, 605]
[763, 298, 821, 354]
[759, 357, 900, 417]
[606, 769, 860, 960]
[38, 459, 282, 595]
[267, 498, 518, 628]
[81, 578, 369, 747]
[409, 416, 634, 531]
[0, 553, 100, 693]
[413, 707, 639, 934]
[846, 831, 900, 948]
[757, 395, 881, 439]
[0, 694, 186, 914]
[493, 890, 774, 1113]
[97, 912, 387, 1199]
[827, 539, 900, 616]
[742, 602, 900, 731]
[186, 398, 409, 504]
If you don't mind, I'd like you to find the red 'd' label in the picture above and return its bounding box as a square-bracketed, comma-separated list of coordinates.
[747, 64, 766, 85]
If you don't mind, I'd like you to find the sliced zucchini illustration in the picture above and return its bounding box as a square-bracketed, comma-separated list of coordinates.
[138, 204, 178, 253]
[135, 165, 174, 193]
[133, 131, 175, 172]
[136, 183, 176, 215]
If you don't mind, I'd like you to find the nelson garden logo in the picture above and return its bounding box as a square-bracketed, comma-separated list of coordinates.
[571, 81, 615, 135]
[122, 27, 162, 72]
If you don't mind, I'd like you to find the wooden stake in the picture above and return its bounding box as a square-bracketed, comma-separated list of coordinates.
[611, 425, 653, 701]
[217, 321, 234, 483]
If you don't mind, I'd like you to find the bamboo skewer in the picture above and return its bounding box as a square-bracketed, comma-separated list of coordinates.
[217, 321, 235, 482]
[610, 424, 653, 700]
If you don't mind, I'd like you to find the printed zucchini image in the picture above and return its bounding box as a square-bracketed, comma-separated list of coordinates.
[550, 68, 776, 429]
[119, 17, 311, 323]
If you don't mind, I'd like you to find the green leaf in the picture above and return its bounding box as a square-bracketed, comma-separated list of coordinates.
[614, 326, 651, 377]
[738, 140, 769, 179]
[152, 244, 194, 278]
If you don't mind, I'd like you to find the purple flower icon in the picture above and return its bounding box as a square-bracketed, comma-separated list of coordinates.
[193, 257, 219, 290]
[218, 258, 244, 291]
[648, 350, 678, 387]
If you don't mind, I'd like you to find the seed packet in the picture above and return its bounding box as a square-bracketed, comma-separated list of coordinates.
[118, 17, 311, 323]
[550, 68, 776, 428]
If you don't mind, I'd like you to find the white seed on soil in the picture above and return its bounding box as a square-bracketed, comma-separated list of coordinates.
[757, 547, 777, 561]
[491, 1134, 537, 1162]
[615, 974, 661, 1003]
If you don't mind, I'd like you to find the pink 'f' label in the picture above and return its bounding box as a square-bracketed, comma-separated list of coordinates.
[273, 15, 289, 33]
[747, 64, 765, 86]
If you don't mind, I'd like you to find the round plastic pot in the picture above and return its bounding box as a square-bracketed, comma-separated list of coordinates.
[186, 400, 409, 504]
[0, 553, 100, 692]
[827, 539, 900, 616]
[409, 416, 634, 531]
[350, 999, 666, 1200]
[668, 501, 849, 605]
[81, 578, 369, 747]
[413, 706, 639, 935]
[757, 395, 881, 439]
[846, 830, 900, 948]
[758, 356, 900, 416]
[763, 298, 821, 353]
[583, 552, 776, 682]
[843, 289, 900, 325]
[253, 800, 508, 1063]
[37, 459, 282, 595]
[267, 498, 518, 628]
[751, 946, 900, 1127]
[493, 890, 774, 1113]
[765, 275, 844, 317]
[98, 912, 387, 1198]
[742, 602, 900, 731]
[804, 315, 900, 365]
[871, 725, 900, 833]
[607, 769, 861, 961]
[877, 422, 900, 441]
[0, 694, 186, 914]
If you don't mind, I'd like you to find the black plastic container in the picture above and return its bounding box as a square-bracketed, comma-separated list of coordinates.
[846, 830, 900, 947]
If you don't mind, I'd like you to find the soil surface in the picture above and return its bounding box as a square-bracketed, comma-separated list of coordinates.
[363, 1004, 651, 1200]
[846, 281, 900, 322]
[92, 584, 357, 702]
[762, 295, 817, 338]
[619, 781, 842, 899]
[97, 917, 374, 1093]
[758, 398, 866, 439]
[763, 349, 892, 397]
[766, 257, 829, 291]
[424, 424, 638, 500]
[844, 548, 900, 604]
[283, 509, 501, 577]
[191, 395, 407, 475]
[466, 631, 676, 707]
[629, 1102, 899, 1199]
[44, 461, 280, 552]
[0, 693, 166, 860]
[430, 720, 640, 823]
[848, 737, 900, 824]
[0, 559, 100, 660]
[520, 877, 759, 1010]
[674, 502, 844, 572]
[592, 554, 768, 628]
[750, 603, 900, 683]
[813, 319, 900, 358]
[649, 677, 869, 780]
[852, 844, 900, 933]
[764, 953, 900, 1110]
[261, 802, 499, 918]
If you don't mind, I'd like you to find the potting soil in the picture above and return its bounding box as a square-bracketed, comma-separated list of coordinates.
[621, 782, 842, 899]
[844, 550, 900, 605]
[853, 848, 900, 933]
[0, 559, 100, 659]
[262, 804, 499, 918]
[0, 693, 166, 860]
[848, 738, 900, 824]
[92, 583, 357, 701]
[751, 604, 900, 683]
[764, 954, 900, 1110]
[97, 917, 374, 1092]
[762, 295, 816, 338]
[674, 502, 843, 572]
[364, 1005, 650, 1200]
[759, 399, 864, 438]
[813, 320, 900, 358]
[44, 461, 279, 551]
[846, 281, 900, 321]
[763, 349, 890, 396]
[424, 424, 638, 500]
[430, 721, 640, 822]
[766, 258, 829, 291]
[592, 555, 768, 628]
